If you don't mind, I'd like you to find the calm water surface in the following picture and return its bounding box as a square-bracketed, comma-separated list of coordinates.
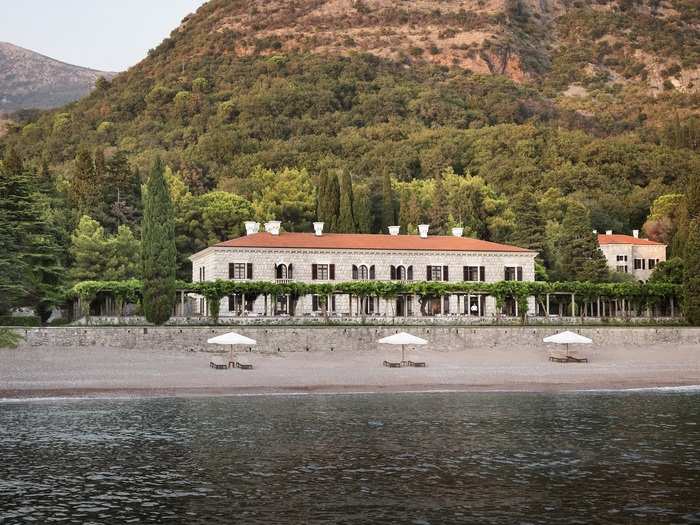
[1, 392, 700, 524]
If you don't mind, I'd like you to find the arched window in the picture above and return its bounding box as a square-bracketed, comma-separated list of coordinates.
[276, 264, 288, 280]
[396, 265, 406, 281]
[359, 265, 369, 280]
[352, 265, 358, 280]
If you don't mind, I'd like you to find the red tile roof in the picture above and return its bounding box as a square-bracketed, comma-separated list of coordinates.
[597, 234, 665, 246]
[215, 232, 535, 253]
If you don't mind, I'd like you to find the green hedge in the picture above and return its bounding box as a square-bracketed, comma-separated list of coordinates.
[0, 316, 41, 327]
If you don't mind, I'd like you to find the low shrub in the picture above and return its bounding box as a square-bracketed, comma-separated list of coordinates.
[0, 316, 41, 327]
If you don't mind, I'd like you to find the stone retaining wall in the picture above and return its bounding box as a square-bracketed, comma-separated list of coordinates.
[12, 326, 700, 353]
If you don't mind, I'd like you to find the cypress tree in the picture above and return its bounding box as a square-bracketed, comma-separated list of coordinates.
[684, 173, 700, 325]
[556, 203, 609, 282]
[141, 158, 177, 325]
[337, 171, 356, 233]
[381, 172, 396, 231]
[317, 171, 340, 231]
[354, 185, 373, 233]
[509, 192, 546, 256]
[431, 171, 448, 234]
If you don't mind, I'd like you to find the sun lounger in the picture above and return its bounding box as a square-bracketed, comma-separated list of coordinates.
[383, 360, 402, 368]
[407, 361, 427, 367]
[209, 356, 229, 369]
[236, 362, 254, 370]
[548, 350, 588, 363]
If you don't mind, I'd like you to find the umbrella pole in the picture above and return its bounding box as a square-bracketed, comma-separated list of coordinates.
[402, 344, 405, 364]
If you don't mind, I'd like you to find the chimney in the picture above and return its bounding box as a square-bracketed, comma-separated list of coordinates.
[264, 221, 281, 236]
[418, 224, 430, 238]
[632, 229, 639, 238]
[452, 227, 464, 238]
[313, 222, 324, 236]
[605, 230, 613, 235]
[388, 225, 400, 236]
[244, 221, 260, 236]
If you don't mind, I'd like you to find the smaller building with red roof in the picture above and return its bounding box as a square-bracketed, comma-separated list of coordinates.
[597, 229, 666, 281]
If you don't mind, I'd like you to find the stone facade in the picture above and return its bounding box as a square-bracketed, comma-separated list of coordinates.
[598, 232, 667, 282]
[190, 244, 537, 318]
[15, 326, 700, 353]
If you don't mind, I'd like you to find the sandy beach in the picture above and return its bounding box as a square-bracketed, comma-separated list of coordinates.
[2, 343, 700, 398]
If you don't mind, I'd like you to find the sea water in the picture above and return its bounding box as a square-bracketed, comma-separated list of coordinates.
[1, 392, 700, 524]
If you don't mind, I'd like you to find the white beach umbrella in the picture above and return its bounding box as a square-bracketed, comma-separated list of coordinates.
[378, 332, 428, 363]
[208, 332, 257, 363]
[543, 330, 592, 357]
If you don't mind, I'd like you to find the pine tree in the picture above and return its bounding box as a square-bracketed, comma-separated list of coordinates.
[337, 171, 356, 233]
[141, 158, 176, 325]
[556, 203, 609, 282]
[317, 171, 340, 231]
[684, 173, 700, 325]
[0, 148, 64, 318]
[381, 172, 396, 231]
[509, 192, 546, 257]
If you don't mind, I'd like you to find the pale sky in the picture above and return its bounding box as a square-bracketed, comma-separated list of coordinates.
[1, 0, 208, 72]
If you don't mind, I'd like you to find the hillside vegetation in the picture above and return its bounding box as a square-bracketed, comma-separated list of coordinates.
[0, 0, 699, 316]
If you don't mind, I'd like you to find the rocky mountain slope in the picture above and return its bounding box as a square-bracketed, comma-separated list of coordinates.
[0, 42, 116, 112]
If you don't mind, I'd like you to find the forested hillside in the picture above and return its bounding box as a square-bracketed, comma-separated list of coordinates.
[0, 0, 699, 317]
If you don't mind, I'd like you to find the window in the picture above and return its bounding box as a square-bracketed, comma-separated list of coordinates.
[276, 264, 292, 280]
[198, 266, 206, 282]
[463, 266, 485, 282]
[504, 267, 523, 281]
[616, 265, 628, 273]
[648, 259, 657, 270]
[634, 259, 646, 270]
[616, 255, 628, 262]
[312, 295, 336, 312]
[229, 263, 246, 279]
[312, 264, 335, 280]
[443, 296, 450, 314]
[228, 294, 253, 313]
[427, 265, 448, 281]
[392, 265, 413, 281]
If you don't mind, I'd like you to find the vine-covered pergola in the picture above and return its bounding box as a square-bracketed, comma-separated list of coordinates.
[70, 279, 683, 323]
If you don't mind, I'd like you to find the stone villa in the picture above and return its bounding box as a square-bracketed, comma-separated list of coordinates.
[597, 230, 666, 282]
[190, 221, 538, 319]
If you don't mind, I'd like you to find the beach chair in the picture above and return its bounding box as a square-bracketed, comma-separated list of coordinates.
[383, 360, 402, 368]
[209, 356, 229, 369]
[407, 360, 427, 367]
[548, 350, 569, 363]
[236, 361, 254, 370]
[566, 350, 589, 363]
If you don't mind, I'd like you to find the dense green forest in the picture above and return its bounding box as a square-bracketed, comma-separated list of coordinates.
[1, 0, 699, 320]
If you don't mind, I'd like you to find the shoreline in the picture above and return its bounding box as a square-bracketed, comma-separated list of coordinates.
[3, 380, 700, 401]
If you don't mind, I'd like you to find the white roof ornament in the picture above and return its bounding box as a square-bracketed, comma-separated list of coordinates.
[264, 221, 282, 235]
[244, 221, 260, 235]
[605, 230, 613, 235]
[418, 224, 430, 238]
[388, 226, 400, 236]
[633, 229, 639, 238]
[452, 227, 464, 237]
[313, 222, 324, 236]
